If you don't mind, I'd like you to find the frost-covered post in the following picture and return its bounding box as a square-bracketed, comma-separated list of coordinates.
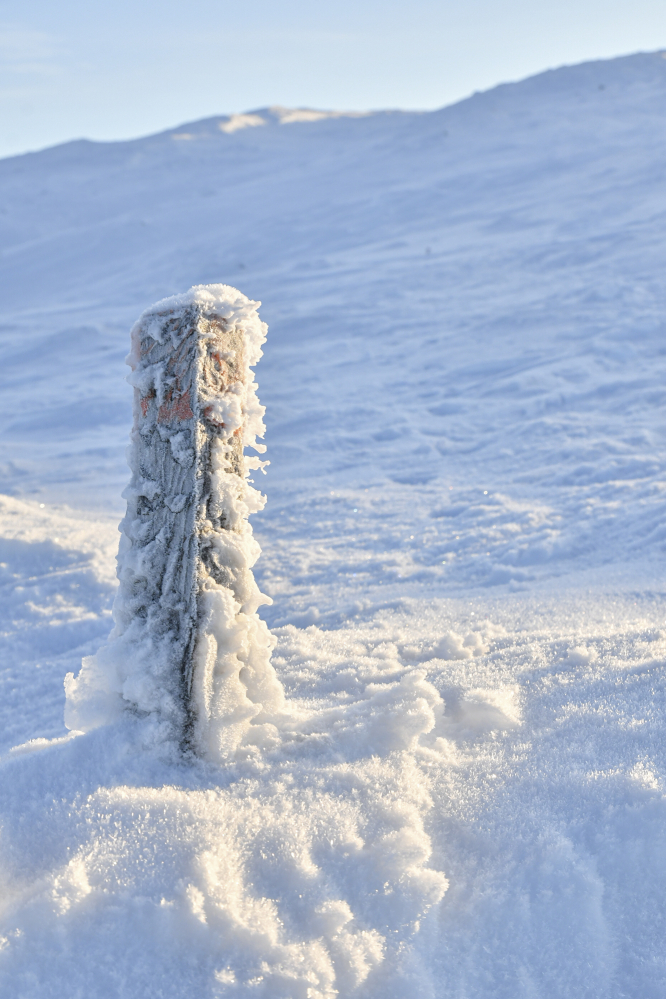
[65, 285, 283, 759]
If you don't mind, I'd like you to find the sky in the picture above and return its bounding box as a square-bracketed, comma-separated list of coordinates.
[1, 0, 666, 159]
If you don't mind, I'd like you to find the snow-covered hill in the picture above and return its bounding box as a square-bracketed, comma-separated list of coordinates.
[1, 52, 666, 997]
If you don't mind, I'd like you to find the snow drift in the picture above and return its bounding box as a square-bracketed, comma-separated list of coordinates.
[46, 287, 449, 997]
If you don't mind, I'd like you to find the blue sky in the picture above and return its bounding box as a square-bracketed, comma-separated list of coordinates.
[1, 0, 666, 157]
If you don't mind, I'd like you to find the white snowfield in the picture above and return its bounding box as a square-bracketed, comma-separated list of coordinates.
[1, 50, 666, 997]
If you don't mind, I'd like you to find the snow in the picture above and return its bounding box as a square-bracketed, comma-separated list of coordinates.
[215, 108, 370, 133]
[1, 50, 666, 996]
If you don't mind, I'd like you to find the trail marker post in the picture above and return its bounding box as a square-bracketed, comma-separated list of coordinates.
[65, 286, 283, 759]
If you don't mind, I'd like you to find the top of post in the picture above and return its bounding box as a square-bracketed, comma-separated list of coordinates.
[128, 283, 267, 370]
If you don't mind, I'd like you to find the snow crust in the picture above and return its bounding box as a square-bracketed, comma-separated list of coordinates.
[1, 50, 666, 997]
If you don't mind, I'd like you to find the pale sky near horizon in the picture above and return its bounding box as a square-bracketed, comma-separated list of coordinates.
[1, 0, 665, 158]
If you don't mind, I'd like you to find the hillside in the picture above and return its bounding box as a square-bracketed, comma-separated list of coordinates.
[1, 51, 666, 997]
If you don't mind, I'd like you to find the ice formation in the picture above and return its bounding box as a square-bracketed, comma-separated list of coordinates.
[65, 285, 284, 758]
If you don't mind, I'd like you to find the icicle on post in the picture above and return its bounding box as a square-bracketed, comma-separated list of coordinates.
[65, 285, 283, 758]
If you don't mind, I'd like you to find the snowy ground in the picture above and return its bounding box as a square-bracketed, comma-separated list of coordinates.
[1, 52, 666, 996]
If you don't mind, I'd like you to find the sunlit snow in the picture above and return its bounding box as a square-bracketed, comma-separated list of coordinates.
[1, 51, 666, 998]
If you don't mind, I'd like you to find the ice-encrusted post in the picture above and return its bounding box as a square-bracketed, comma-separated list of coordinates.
[65, 285, 283, 759]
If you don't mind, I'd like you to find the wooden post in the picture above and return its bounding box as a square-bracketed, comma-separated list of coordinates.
[65, 286, 283, 758]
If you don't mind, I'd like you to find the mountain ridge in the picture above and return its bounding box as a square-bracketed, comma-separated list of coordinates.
[3, 49, 666, 163]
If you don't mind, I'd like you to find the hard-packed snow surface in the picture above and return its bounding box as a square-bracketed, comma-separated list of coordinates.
[1, 51, 666, 997]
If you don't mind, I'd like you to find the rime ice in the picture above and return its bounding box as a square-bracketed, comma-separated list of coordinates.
[65, 285, 283, 759]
